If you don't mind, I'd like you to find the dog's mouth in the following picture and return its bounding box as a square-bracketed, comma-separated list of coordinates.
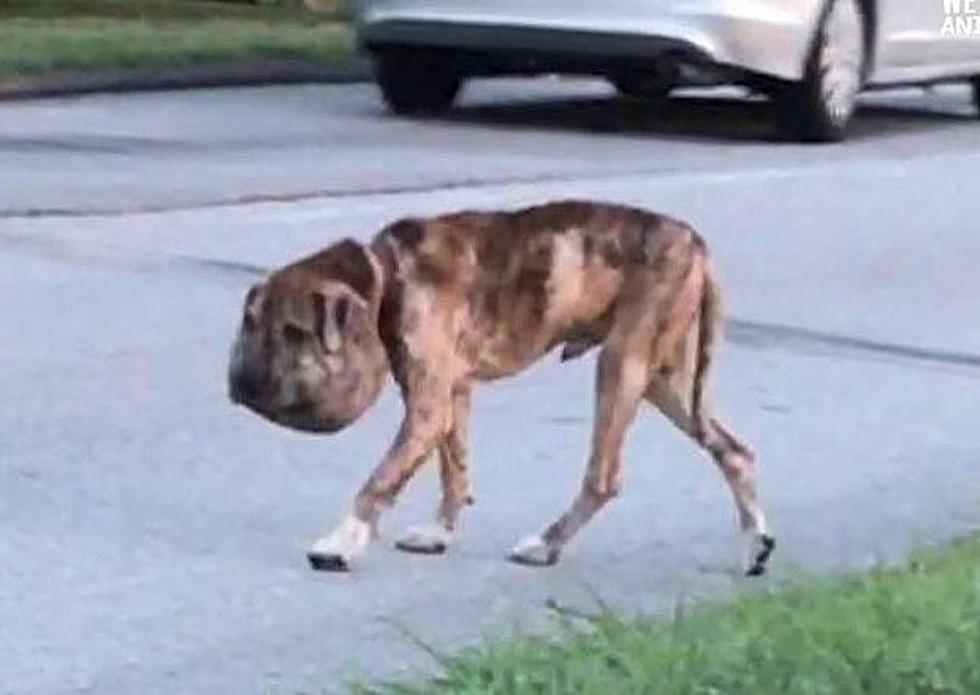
[241, 398, 348, 435]
[278, 408, 348, 434]
[280, 400, 313, 420]
[228, 371, 351, 434]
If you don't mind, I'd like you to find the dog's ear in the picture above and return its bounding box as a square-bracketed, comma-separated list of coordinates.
[313, 292, 350, 353]
[242, 285, 261, 331]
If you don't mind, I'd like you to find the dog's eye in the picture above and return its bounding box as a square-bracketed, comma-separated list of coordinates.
[282, 324, 306, 344]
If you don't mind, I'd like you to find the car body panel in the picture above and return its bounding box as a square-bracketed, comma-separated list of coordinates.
[354, 0, 980, 86]
[357, 0, 823, 81]
[874, 1, 980, 83]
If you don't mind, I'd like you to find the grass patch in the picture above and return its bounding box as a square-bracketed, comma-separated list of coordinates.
[0, 0, 353, 78]
[368, 535, 980, 694]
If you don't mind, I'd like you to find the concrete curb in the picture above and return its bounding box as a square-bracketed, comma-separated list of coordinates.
[0, 58, 373, 101]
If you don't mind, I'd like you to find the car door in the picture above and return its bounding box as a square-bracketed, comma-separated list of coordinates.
[360, 0, 679, 37]
[875, 0, 978, 80]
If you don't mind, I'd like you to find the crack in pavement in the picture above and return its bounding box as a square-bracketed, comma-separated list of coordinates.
[0, 171, 648, 219]
[4, 130, 978, 221]
[3, 229, 979, 377]
[174, 255, 269, 278]
[0, 230, 267, 283]
[726, 320, 980, 373]
[0, 155, 922, 220]
[0, 135, 197, 156]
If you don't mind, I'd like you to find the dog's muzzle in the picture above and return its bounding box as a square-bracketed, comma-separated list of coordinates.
[228, 369, 263, 406]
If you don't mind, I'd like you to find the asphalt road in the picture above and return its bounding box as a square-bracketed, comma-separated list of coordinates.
[2, 79, 980, 694]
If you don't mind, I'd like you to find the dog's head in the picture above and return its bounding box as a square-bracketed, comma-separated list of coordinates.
[228, 240, 388, 434]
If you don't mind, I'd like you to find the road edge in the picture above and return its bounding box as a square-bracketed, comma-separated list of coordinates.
[0, 58, 373, 101]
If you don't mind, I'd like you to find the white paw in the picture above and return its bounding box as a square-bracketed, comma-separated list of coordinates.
[394, 525, 453, 555]
[307, 515, 373, 572]
[508, 534, 560, 567]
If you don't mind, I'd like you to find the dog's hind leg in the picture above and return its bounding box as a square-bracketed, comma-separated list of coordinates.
[645, 344, 774, 576]
[644, 258, 774, 575]
[395, 384, 473, 555]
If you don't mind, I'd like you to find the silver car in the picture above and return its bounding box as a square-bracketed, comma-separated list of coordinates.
[345, 0, 980, 141]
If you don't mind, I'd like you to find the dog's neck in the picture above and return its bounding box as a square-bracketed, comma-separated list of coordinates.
[363, 236, 405, 373]
[365, 237, 396, 320]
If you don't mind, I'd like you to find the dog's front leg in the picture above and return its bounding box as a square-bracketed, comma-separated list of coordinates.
[395, 383, 473, 555]
[307, 384, 450, 572]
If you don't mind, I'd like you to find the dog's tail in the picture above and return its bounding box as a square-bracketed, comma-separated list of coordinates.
[691, 250, 722, 442]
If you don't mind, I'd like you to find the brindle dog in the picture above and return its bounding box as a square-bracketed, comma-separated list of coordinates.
[228, 201, 774, 574]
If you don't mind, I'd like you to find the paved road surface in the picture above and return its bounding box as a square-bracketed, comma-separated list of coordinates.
[2, 80, 979, 694]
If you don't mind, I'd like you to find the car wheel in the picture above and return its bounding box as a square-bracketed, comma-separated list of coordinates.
[375, 50, 462, 115]
[777, 0, 865, 142]
[608, 72, 672, 101]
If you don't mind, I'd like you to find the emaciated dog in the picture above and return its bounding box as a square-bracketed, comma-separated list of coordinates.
[228, 201, 774, 574]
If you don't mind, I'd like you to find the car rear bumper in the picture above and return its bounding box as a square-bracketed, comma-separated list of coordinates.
[355, 1, 823, 81]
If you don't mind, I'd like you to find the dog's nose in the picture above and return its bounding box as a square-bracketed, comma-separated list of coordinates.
[229, 371, 262, 404]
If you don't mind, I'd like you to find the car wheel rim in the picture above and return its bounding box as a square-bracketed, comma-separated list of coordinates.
[819, 0, 863, 126]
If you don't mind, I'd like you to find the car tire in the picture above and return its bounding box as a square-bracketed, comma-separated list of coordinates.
[777, 0, 866, 142]
[375, 50, 462, 115]
[608, 73, 672, 101]
[972, 77, 980, 116]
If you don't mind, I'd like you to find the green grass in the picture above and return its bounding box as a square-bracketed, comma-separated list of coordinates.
[0, 0, 353, 78]
[367, 535, 980, 694]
